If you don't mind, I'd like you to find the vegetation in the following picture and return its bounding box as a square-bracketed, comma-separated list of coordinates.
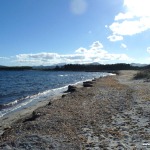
[0, 63, 148, 72]
[60, 63, 135, 71]
[134, 69, 150, 80]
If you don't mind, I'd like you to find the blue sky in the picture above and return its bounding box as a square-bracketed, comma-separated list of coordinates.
[0, 0, 150, 66]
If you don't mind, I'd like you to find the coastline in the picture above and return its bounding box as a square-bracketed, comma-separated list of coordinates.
[0, 70, 150, 149]
[0, 71, 109, 118]
[0, 73, 108, 132]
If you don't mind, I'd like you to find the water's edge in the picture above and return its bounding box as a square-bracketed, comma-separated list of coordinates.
[0, 72, 115, 118]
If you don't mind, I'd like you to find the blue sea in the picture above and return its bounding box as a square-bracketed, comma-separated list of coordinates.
[0, 70, 110, 117]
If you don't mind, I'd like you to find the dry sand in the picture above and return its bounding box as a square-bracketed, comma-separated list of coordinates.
[0, 70, 150, 149]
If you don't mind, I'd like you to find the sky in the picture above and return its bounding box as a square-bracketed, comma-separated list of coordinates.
[0, 0, 150, 66]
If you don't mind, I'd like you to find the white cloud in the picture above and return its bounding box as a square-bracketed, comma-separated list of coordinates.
[107, 35, 123, 42]
[147, 47, 150, 53]
[16, 53, 60, 65]
[16, 53, 59, 60]
[124, 0, 150, 17]
[105, 25, 108, 28]
[60, 54, 85, 60]
[107, 0, 150, 41]
[109, 18, 150, 36]
[0, 57, 9, 60]
[121, 43, 127, 49]
[75, 47, 88, 53]
[90, 41, 103, 49]
[15, 41, 133, 65]
[115, 12, 134, 21]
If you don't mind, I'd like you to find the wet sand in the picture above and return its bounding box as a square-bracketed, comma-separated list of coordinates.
[0, 70, 150, 149]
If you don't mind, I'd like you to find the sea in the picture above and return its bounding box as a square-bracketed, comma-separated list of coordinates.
[0, 70, 110, 117]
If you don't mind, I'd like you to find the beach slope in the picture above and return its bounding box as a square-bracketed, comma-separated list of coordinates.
[0, 70, 150, 149]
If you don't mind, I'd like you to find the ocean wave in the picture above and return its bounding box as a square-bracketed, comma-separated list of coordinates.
[58, 74, 68, 77]
[0, 85, 69, 117]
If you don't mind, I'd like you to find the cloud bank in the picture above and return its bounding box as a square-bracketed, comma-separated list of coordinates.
[15, 41, 133, 66]
[107, 0, 150, 41]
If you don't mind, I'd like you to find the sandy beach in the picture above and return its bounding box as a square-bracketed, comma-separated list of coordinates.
[0, 70, 150, 149]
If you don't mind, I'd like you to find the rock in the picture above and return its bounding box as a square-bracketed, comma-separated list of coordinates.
[62, 94, 66, 98]
[4, 126, 11, 130]
[123, 134, 129, 139]
[92, 79, 96, 82]
[47, 102, 52, 105]
[1, 144, 12, 150]
[0, 104, 3, 110]
[0, 130, 4, 136]
[66, 85, 77, 92]
[83, 81, 93, 87]
[23, 111, 41, 122]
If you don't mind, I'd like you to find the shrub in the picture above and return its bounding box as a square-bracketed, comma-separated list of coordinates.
[134, 70, 150, 80]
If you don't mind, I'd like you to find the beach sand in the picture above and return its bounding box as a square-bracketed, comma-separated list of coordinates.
[0, 70, 150, 149]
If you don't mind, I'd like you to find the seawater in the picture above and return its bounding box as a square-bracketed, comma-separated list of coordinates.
[0, 70, 109, 117]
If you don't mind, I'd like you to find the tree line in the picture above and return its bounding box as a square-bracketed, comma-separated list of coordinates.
[53, 63, 141, 71]
[0, 63, 149, 71]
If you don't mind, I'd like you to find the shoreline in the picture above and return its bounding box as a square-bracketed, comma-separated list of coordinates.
[0, 73, 110, 131]
[0, 70, 150, 149]
[0, 72, 110, 119]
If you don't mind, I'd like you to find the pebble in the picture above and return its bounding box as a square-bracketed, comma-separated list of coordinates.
[121, 127, 128, 131]
[0, 130, 4, 136]
[2, 145, 12, 150]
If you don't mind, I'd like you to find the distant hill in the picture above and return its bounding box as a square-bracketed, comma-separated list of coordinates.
[0, 65, 7, 67]
[0, 66, 32, 70]
[131, 63, 148, 67]
[32, 63, 66, 70]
